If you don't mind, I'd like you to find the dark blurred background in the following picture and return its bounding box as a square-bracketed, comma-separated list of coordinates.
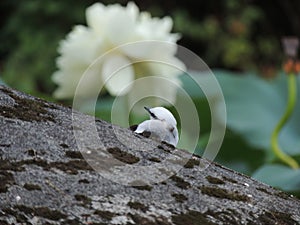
[1, 0, 300, 97]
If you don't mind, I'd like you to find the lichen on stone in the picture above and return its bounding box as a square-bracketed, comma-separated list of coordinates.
[107, 147, 140, 164]
[199, 186, 250, 202]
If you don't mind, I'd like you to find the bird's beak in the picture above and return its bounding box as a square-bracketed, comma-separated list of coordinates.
[144, 106, 158, 119]
[144, 106, 151, 114]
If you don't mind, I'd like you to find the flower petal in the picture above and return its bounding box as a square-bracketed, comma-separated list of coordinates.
[58, 25, 103, 67]
[132, 56, 186, 81]
[146, 56, 186, 77]
[104, 3, 137, 46]
[86, 3, 106, 35]
[102, 55, 134, 95]
[127, 75, 179, 107]
[52, 1, 185, 103]
[53, 62, 104, 99]
[120, 41, 178, 60]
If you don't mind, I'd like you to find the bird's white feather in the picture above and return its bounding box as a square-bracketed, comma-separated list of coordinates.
[134, 107, 178, 146]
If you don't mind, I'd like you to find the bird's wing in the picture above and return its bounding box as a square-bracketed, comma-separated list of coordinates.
[134, 120, 154, 138]
[134, 120, 178, 146]
[134, 120, 153, 133]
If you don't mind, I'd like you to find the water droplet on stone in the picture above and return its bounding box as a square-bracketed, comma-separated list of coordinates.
[16, 195, 21, 201]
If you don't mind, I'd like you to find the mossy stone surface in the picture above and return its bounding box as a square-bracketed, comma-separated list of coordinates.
[0, 85, 299, 224]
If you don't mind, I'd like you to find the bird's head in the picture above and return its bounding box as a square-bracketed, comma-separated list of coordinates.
[144, 106, 177, 127]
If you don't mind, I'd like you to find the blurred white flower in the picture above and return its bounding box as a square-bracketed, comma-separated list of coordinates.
[52, 2, 185, 104]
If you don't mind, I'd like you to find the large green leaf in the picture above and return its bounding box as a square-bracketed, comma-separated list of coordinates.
[95, 97, 115, 122]
[206, 70, 300, 156]
[215, 130, 266, 175]
[253, 164, 300, 192]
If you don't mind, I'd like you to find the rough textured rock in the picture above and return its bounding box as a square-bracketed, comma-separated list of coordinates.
[0, 85, 299, 225]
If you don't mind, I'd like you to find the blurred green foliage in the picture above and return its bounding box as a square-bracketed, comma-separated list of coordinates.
[2, 0, 300, 96]
[1, 0, 100, 97]
[173, 1, 268, 70]
[196, 70, 300, 196]
[172, 1, 279, 71]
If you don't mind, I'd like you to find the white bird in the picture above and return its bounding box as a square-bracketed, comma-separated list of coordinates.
[132, 107, 179, 147]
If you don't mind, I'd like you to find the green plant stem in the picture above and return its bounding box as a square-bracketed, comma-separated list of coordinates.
[271, 73, 299, 169]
